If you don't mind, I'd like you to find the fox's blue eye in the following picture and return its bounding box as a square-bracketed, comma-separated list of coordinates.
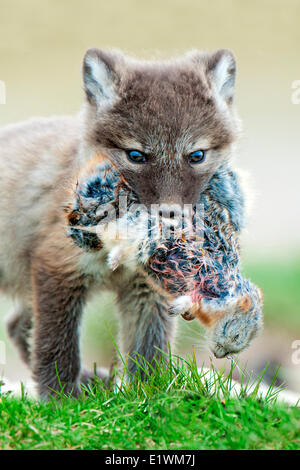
[188, 150, 206, 164]
[127, 150, 147, 164]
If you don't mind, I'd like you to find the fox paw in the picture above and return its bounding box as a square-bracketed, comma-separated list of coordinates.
[169, 295, 193, 316]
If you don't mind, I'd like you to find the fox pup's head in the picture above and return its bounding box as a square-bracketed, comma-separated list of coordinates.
[82, 48, 240, 209]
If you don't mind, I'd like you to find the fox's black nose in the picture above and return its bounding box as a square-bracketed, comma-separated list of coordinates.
[158, 204, 182, 220]
[159, 209, 175, 218]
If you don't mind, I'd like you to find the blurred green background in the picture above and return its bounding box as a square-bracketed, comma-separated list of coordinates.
[0, 0, 299, 391]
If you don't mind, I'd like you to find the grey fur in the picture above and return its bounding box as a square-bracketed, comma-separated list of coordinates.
[0, 48, 240, 398]
[114, 274, 174, 378]
[81, 48, 240, 207]
[7, 302, 33, 365]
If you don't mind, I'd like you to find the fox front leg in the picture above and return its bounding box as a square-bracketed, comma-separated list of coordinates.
[31, 259, 87, 399]
[115, 273, 175, 379]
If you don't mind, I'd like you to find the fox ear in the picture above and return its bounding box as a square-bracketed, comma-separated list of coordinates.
[207, 49, 236, 104]
[83, 48, 120, 108]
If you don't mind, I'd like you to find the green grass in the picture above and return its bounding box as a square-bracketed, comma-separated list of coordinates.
[0, 353, 299, 450]
[0, 259, 299, 450]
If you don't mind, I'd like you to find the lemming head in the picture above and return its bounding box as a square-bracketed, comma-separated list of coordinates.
[208, 309, 263, 358]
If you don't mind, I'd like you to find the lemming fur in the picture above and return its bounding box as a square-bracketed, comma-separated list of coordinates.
[67, 156, 263, 359]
